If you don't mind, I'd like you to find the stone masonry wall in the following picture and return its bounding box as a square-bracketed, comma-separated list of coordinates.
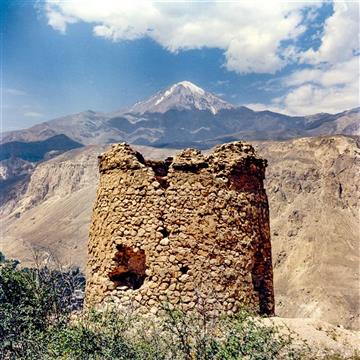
[85, 142, 274, 316]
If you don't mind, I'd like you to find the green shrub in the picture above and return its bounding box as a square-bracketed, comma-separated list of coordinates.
[213, 311, 302, 359]
[36, 307, 304, 360]
[0, 252, 355, 360]
[45, 310, 162, 360]
[0, 252, 84, 359]
[159, 305, 306, 360]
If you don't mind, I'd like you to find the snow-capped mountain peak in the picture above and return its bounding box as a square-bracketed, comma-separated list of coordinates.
[173, 81, 205, 95]
[128, 81, 234, 115]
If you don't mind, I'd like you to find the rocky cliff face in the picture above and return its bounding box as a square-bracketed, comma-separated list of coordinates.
[257, 136, 360, 329]
[86, 142, 274, 316]
[0, 157, 34, 181]
[0, 146, 105, 267]
[0, 145, 177, 269]
[0, 136, 358, 328]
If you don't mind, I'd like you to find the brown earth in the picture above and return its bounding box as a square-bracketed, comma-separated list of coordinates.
[265, 317, 360, 358]
[0, 135, 359, 330]
[256, 136, 359, 330]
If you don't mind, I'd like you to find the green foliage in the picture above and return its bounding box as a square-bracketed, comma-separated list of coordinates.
[158, 305, 305, 360]
[212, 311, 301, 360]
[45, 310, 162, 360]
[0, 252, 356, 360]
[0, 252, 85, 359]
[31, 307, 304, 360]
[47, 322, 134, 359]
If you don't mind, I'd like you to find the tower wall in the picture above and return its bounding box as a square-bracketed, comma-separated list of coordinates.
[85, 142, 274, 315]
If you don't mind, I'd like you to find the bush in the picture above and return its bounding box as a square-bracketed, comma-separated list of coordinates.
[158, 305, 305, 360]
[45, 310, 155, 360]
[24, 306, 305, 360]
[0, 252, 356, 360]
[212, 311, 301, 359]
[0, 252, 85, 359]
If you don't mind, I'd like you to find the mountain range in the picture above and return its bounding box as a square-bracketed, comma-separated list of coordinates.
[2, 81, 359, 150]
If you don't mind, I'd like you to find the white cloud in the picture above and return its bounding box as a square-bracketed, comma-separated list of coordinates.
[43, 0, 359, 114]
[247, 2, 360, 115]
[45, 3, 77, 33]
[284, 57, 358, 88]
[301, 2, 359, 65]
[23, 111, 44, 118]
[4, 88, 27, 96]
[247, 57, 359, 115]
[277, 82, 358, 115]
[214, 80, 230, 87]
[244, 102, 286, 114]
[44, 0, 318, 74]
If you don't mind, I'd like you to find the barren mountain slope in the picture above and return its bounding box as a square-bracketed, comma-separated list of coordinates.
[1, 111, 115, 145]
[0, 145, 103, 268]
[0, 136, 358, 329]
[307, 108, 360, 137]
[255, 136, 360, 330]
[0, 145, 178, 269]
[2, 82, 359, 147]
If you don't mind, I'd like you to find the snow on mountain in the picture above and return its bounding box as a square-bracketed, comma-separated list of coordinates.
[2, 81, 359, 148]
[127, 81, 235, 115]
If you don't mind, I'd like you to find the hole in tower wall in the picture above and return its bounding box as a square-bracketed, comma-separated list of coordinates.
[145, 158, 172, 189]
[159, 227, 169, 238]
[108, 245, 146, 290]
[155, 176, 169, 189]
[172, 162, 209, 173]
[135, 152, 145, 165]
[180, 265, 189, 274]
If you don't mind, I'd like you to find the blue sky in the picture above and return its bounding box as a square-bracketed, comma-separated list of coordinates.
[1, 0, 359, 131]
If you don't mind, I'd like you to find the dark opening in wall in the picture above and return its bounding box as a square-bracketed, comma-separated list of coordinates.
[172, 162, 208, 173]
[135, 152, 145, 165]
[146, 158, 172, 189]
[159, 227, 169, 238]
[108, 245, 146, 290]
[156, 177, 170, 189]
[180, 265, 189, 274]
[338, 183, 343, 198]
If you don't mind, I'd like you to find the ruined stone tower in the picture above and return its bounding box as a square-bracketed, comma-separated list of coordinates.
[86, 142, 274, 315]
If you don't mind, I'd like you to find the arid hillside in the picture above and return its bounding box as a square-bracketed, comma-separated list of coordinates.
[256, 136, 359, 330]
[0, 145, 178, 268]
[0, 135, 358, 329]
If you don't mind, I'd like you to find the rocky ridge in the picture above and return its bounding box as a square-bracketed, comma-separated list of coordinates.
[2, 82, 359, 147]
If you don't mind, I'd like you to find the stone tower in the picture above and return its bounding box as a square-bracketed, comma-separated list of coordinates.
[85, 142, 274, 315]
